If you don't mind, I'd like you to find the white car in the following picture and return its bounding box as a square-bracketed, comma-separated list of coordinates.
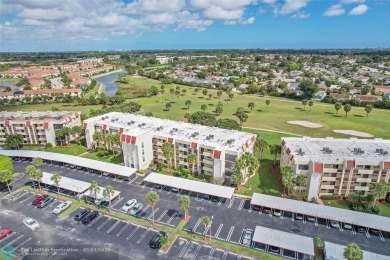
[52, 201, 72, 214]
[94, 199, 103, 206]
[23, 218, 40, 231]
[121, 199, 137, 213]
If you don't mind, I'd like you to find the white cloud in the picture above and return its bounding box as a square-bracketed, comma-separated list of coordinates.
[341, 0, 365, 4]
[276, 0, 309, 15]
[292, 12, 310, 19]
[262, 0, 277, 4]
[323, 4, 345, 16]
[349, 4, 368, 15]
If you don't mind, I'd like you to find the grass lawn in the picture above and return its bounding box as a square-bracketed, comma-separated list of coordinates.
[323, 200, 390, 218]
[46, 144, 87, 156]
[378, 204, 390, 218]
[81, 150, 124, 164]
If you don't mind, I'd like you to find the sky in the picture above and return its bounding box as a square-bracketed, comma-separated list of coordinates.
[0, 0, 389, 52]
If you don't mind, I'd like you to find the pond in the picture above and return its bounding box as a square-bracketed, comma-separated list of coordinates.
[94, 69, 127, 96]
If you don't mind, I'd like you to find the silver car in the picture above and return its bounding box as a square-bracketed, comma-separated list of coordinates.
[241, 229, 253, 247]
[129, 203, 143, 216]
[121, 199, 137, 213]
[330, 221, 340, 228]
[23, 218, 40, 231]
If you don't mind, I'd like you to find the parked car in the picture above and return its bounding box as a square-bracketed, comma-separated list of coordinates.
[330, 221, 340, 228]
[356, 226, 366, 233]
[121, 199, 137, 213]
[64, 163, 70, 167]
[241, 229, 254, 247]
[171, 187, 179, 193]
[154, 184, 162, 189]
[94, 199, 103, 206]
[52, 201, 72, 214]
[74, 209, 91, 221]
[0, 228, 12, 240]
[203, 194, 210, 200]
[37, 196, 54, 208]
[149, 231, 167, 249]
[129, 203, 143, 216]
[269, 246, 280, 253]
[81, 211, 99, 224]
[295, 213, 304, 220]
[32, 194, 48, 206]
[273, 209, 282, 217]
[251, 205, 260, 211]
[211, 196, 219, 202]
[23, 218, 40, 231]
[371, 229, 380, 235]
[342, 223, 352, 230]
[262, 207, 271, 214]
[307, 216, 316, 222]
[76, 166, 82, 170]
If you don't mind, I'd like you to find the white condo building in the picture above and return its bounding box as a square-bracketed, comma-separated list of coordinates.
[281, 137, 390, 200]
[83, 112, 256, 180]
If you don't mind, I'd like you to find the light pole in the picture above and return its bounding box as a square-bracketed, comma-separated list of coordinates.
[209, 216, 213, 241]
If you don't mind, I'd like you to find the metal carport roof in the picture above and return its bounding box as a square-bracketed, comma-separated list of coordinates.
[0, 150, 136, 178]
[82, 186, 120, 202]
[144, 172, 235, 199]
[41, 172, 90, 193]
[251, 193, 390, 233]
[252, 226, 315, 256]
[324, 241, 390, 260]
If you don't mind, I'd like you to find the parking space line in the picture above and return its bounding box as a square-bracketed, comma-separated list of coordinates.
[248, 206, 252, 213]
[228, 197, 235, 208]
[222, 251, 228, 260]
[203, 223, 211, 235]
[139, 205, 150, 217]
[192, 218, 202, 232]
[339, 225, 343, 232]
[192, 244, 202, 260]
[366, 230, 370, 238]
[0, 232, 16, 242]
[352, 226, 356, 235]
[166, 212, 178, 225]
[326, 219, 330, 229]
[157, 210, 168, 222]
[107, 220, 120, 234]
[226, 226, 234, 242]
[238, 199, 244, 211]
[13, 191, 31, 201]
[137, 228, 150, 244]
[116, 222, 129, 237]
[129, 176, 139, 184]
[126, 225, 140, 240]
[195, 194, 203, 201]
[215, 224, 223, 239]
[97, 218, 111, 230]
[13, 237, 32, 250]
[111, 198, 123, 208]
[208, 248, 215, 259]
[378, 231, 385, 241]
[218, 198, 223, 206]
[7, 234, 24, 246]
[179, 239, 190, 258]
[147, 208, 159, 220]
[88, 215, 103, 227]
[19, 194, 36, 204]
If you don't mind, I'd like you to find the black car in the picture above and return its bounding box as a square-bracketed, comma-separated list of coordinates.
[211, 196, 219, 202]
[81, 211, 99, 224]
[37, 197, 54, 208]
[74, 209, 91, 221]
[149, 231, 167, 249]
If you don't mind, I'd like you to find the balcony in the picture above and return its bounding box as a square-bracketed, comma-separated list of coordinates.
[354, 186, 369, 191]
[202, 151, 213, 157]
[322, 176, 336, 182]
[356, 178, 371, 183]
[202, 166, 213, 172]
[178, 146, 188, 152]
[320, 185, 335, 190]
[323, 168, 338, 173]
[357, 169, 373, 175]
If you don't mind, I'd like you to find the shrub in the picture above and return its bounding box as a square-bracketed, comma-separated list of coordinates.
[0, 155, 13, 173]
[320, 195, 341, 200]
[44, 143, 53, 149]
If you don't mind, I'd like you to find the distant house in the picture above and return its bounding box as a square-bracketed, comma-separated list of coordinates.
[314, 91, 327, 100]
[330, 93, 351, 101]
[289, 70, 303, 77]
[354, 95, 380, 102]
[383, 93, 390, 101]
[373, 86, 390, 95]
[238, 84, 248, 91]
[287, 82, 301, 96]
[329, 85, 340, 90]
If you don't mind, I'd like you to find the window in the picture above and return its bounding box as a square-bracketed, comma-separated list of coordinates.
[142, 142, 144, 148]
[331, 173, 337, 177]
[143, 156, 145, 162]
[364, 165, 370, 170]
[298, 164, 309, 170]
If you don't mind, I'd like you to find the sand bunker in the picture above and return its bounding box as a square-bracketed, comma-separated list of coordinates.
[287, 121, 323, 128]
[333, 130, 374, 138]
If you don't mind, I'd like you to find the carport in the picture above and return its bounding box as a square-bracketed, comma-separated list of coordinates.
[324, 241, 389, 260]
[40, 172, 90, 196]
[252, 226, 314, 259]
[0, 150, 136, 180]
[81, 186, 121, 204]
[143, 172, 235, 199]
[250, 193, 390, 234]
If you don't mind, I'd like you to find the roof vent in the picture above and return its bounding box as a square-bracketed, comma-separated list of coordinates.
[297, 148, 305, 156]
[322, 147, 333, 154]
[353, 148, 364, 155]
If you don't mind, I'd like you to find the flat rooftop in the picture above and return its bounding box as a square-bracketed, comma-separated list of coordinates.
[0, 111, 78, 121]
[324, 241, 390, 260]
[85, 112, 255, 152]
[283, 137, 390, 163]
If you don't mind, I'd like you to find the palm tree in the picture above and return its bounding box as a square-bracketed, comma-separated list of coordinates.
[270, 145, 281, 166]
[344, 243, 363, 260]
[103, 185, 115, 212]
[89, 180, 100, 206]
[32, 157, 44, 168]
[281, 166, 294, 194]
[235, 107, 248, 127]
[308, 100, 314, 111]
[165, 102, 172, 111]
[50, 173, 62, 197]
[200, 216, 211, 240]
[334, 102, 342, 114]
[160, 89, 165, 103]
[185, 100, 192, 109]
[344, 104, 352, 117]
[162, 142, 174, 172]
[228, 93, 234, 101]
[169, 88, 174, 95]
[5, 134, 23, 150]
[0, 170, 14, 193]
[208, 93, 213, 100]
[232, 172, 243, 191]
[295, 175, 307, 194]
[34, 168, 43, 190]
[184, 113, 191, 121]
[255, 138, 269, 160]
[146, 191, 160, 226]
[365, 104, 373, 117]
[302, 99, 308, 110]
[92, 131, 103, 149]
[265, 99, 270, 109]
[215, 104, 223, 116]
[194, 88, 200, 94]
[175, 90, 180, 98]
[201, 104, 207, 111]
[182, 89, 187, 96]
[248, 102, 255, 112]
[217, 90, 223, 101]
[106, 134, 116, 154]
[62, 127, 71, 143]
[247, 156, 260, 188]
[187, 153, 197, 177]
[202, 89, 208, 97]
[369, 181, 389, 205]
[178, 195, 191, 221]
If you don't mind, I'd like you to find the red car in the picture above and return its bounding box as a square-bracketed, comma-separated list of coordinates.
[251, 205, 260, 211]
[262, 207, 272, 214]
[0, 228, 12, 240]
[32, 194, 48, 206]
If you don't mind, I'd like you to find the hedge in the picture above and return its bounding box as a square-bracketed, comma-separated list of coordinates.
[0, 155, 14, 173]
[320, 195, 341, 200]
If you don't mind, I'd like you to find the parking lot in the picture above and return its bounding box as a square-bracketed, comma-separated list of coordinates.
[12, 160, 390, 257]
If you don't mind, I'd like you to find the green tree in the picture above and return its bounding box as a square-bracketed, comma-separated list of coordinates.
[188, 111, 216, 126]
[200, 216, 211, 240]
[215, 104, 223, 116]
[235, 107, 248, 127]
[369, 181, 389, 205]
[270, 145, 281, 166]
[32, 157, 44, 168]
[92, 131, 103, 149]
[344, 104, 352, 117]
[187, 153, 197, 177]
[231, 172, 244, 191]
[314, 236, 324, 249]
[248, 102, 255, 112]
[50, 173, 62, 197]
[201, 104, 207, 111]
[334, 102, 342, 114]
[170, 88, 174, 95]
[160, 89, 165, 103]
[5, 134, 23, 150]
[146, 112, 153, 117]
[308, 100, 314, 111]
[302, 99, 308, 110]
[184, 113, 191, 121]
[265, 99, 270, 108]
[208, 93, 213, 100]
[298, 80, 319, 99]
[217, 90, 223, 101]
[202, 89, 208, 97]
[185, 100, 192, 109]
[281, 166, 295, 194]
[182, 89, 187, 96]
[145, 191, 160, 226]
[247, 155, 260, 188]
[255, 138, 269, 160]
[103, 185, 115, 212]
[162, 142, 174, 172]
[89, 180, 101, 205]
[0, 170, 14, 193]
[26, 166, 43, 190]
[228, 93, 234, 101]
[365, 104, 373, 117]
[295, 174, 308, 194]
[178, 195, 191, 221]
[166, 102, 172, 111]
[344, 243, 363, 260]
[0, 155, 14, 172]
[215, 118, 240, 130]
